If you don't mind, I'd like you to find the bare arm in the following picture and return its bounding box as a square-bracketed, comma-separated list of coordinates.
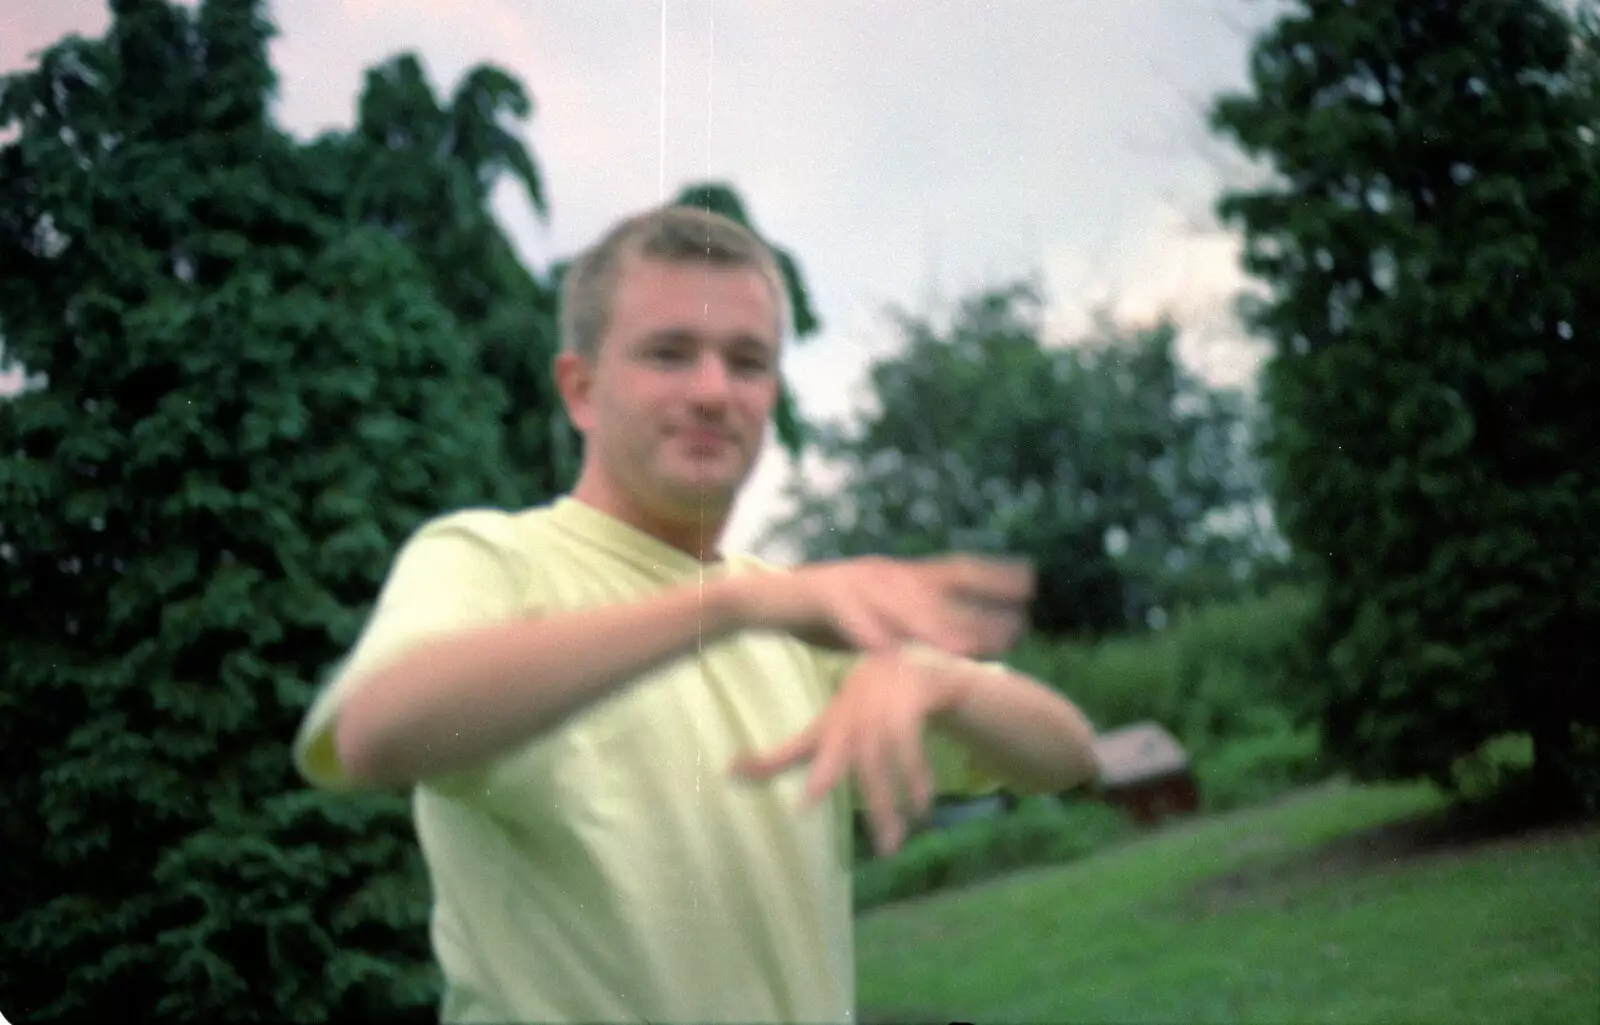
[333, 555, 1036, 790]
[335, 576, 748, 788]
[733, 646, 1098, 855]
[921, 653, 1099, 794]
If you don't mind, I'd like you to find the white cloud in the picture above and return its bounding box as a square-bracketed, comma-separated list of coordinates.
[1040, 198, 1271, 389]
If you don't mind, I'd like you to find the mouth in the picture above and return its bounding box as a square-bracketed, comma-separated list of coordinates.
[677, 428, 736, 450]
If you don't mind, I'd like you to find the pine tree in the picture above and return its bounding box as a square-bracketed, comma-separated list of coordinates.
[1210, 0, 1600, 809]
[0, 1, 514, 1016]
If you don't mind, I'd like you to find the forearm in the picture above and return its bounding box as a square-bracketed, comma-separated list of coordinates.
[335, 575, 749, 788]
[921, 652, 1099, 794]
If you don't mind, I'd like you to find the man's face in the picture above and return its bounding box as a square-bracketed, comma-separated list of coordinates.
[562, 254, 782, 520]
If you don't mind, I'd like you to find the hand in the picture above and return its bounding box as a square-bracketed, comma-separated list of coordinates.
[729, 651, 973, 857]
[742, 554, 1035, 658]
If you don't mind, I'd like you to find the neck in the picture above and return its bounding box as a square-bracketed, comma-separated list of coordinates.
[570, 473, 731, 563]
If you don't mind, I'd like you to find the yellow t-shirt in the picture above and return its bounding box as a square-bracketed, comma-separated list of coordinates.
[292, 497, 983, 1024]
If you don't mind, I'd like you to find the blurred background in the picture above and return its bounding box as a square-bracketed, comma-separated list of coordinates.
[2, 1, 1595, 1022]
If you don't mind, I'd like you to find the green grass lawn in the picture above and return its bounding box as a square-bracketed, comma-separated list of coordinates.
[855, 779, 1600, 1024]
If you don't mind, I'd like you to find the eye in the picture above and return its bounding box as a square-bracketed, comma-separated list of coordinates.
[728, 348, 775, 376]
[648, 345, 692, 365]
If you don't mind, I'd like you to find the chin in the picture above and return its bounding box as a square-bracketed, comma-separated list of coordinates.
[671, 456, 752, 492]
[684, 481, 743, 510]
[664, 473, 745, 513]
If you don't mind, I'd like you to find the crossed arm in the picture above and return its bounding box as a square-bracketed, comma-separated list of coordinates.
[734, 645, 1098, 855]
[316, 536, 1097, 851]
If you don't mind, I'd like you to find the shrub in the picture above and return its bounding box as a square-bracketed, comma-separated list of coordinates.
[1195, 725, 1324, 812]
[1010, 585, 1327, 811]
[1450, 733, 1536, 803]
[854, 798, 1131, 913]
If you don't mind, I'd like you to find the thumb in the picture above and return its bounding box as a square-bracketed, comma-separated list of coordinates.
[730, 725, 818, 780]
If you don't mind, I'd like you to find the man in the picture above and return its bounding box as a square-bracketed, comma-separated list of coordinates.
[293, 205, 1099, 1023]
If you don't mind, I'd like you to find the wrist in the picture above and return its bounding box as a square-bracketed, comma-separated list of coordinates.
[714, 570, 778, 634]
[900, 644, 981, 724]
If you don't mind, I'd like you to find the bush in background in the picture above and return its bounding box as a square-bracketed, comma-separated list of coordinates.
[852, 585, 1328, 911]
[1009, 585, 1326, 811]
[854, 797, 1130, 913]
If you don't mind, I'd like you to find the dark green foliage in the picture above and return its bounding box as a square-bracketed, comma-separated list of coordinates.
[1210, 0, 1600, 810]
[0, 1, 516, 1018]
[1010, 586, 1327, 810]
[768, 282, 1275, 634]
[853, 797, 1131, 912]
[1193, 727, 1324, 813]
[304, 51, 572, 506]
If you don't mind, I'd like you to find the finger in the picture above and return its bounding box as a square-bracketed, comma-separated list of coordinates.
[906, 608, 1013, 659]
[858, 734, 906, 856]
[845, 609, 908, 654]
[951, 604, 1027, 656]
[890, 717, 937, 824]
[802, 716, 854, 806]
[884, 566, 965, 653]
[833, 591, 910, 653]
[730, 726, 818, 779]
[886, 564, 1028, 657]
[944, 555, 1036, 605]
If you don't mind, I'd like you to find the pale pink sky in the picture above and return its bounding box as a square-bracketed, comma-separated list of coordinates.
[3, 0, 1278, 555]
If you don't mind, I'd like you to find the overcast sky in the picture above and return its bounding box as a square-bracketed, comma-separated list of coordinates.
[4, 0, 1282, 556]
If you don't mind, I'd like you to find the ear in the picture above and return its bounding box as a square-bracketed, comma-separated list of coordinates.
[554, 351, 597, 434]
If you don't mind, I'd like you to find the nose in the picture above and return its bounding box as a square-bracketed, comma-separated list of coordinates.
[687, 352, 731, 404]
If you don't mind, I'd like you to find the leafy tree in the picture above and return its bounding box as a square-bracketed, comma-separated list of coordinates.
[765, 281, 1269, 635]
[1210, 0, 1600, 809]
[306, 52, 572, 505]
[0, 0, 515, 1018]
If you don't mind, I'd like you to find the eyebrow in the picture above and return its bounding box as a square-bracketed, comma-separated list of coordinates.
[641, 328, 777, 357]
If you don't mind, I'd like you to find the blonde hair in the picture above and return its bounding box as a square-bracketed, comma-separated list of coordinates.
[559, 205, 788, 360]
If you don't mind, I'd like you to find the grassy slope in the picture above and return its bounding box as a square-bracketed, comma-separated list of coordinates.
[856, 780, 1600, 1024]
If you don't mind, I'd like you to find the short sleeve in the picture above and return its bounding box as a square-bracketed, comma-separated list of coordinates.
[292, 510, 529, 792]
